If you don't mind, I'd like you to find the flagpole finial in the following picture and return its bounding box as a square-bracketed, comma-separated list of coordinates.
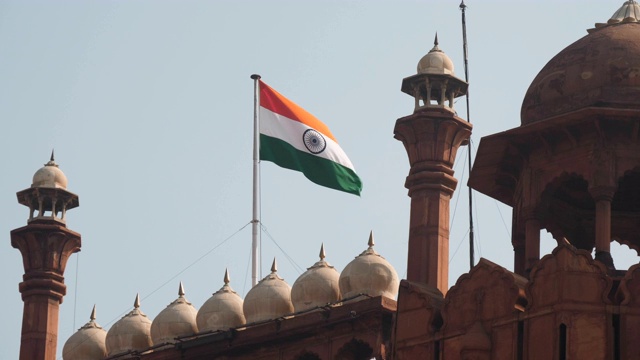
[460, 0, 467, 10]
[250, 74, 261, 80]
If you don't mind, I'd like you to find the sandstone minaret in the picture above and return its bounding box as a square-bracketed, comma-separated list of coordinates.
[394, 36, 471, 294]
[11, 153, 81, 360]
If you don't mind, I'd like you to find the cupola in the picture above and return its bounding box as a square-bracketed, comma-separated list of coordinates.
[16, 151, 79, 224]
[339, 232, 399, 299]
[197, 269, 246, 332]
[105, 294, 153, 357]
[62, 306, 107, 360]
[291, 244, 341, 311]
[401, 34, 468, 112]
[243, 258, 294, 323]
[150, 282, 198, 346]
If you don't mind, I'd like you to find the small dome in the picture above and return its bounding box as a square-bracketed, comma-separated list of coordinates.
[197, 269, 246, 332]
[32, 152, 68, 189]
[291, 244, 341, 312]
[150, 283, 198, 346]
[339, 232, 399, 299]
[417, 34, 455, 76]
[106, 294, 153, 357]
[62, 306, 107, 360]
[243, 258, 294, 323]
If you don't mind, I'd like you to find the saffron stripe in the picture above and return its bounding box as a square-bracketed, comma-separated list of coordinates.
[259, 80, 337, 142]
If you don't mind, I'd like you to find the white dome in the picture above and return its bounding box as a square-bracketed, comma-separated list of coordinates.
[106, 294, 153, 357]
[197, 269, 246, 332]
[291, 244, 341, 312]
[150, 283, 198, 346]
[417, 34, 455, 76]
[243, 259, 294, 323]
[32, 154, 68, 189]
[339, 232, 399, 299]
[62, 306, 107, 360]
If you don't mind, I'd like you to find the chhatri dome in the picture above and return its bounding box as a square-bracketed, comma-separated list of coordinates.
[62, 306, 107, 360]
[291, 243, 341, 312]
[105, 294, 153, 357]
[150, 282, 198, 346]
[417, 33, 455, 76]
[196, 269, 246, 332]
[522, 0, 640, 124]
[31, 150, 69, 189]
[339, 232, 399, 299]
[243, 258, 294, 323]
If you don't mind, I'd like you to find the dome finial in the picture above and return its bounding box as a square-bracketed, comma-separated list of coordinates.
[50, 149, 55, 162]
[368, 230, 375, 248]
[224, 268, 230, 285]
[319, 243, 326, 260]
[90, 304, 97, 321]
[133, 293, 141, 309]
[271, 258, 278, 273]
[434, 32, 439, 47]
[178, 281, 185, 297]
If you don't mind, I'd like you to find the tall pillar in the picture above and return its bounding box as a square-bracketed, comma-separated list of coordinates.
[11, 154, 81, 360]
[394, 37, 471, 294]
[589, 186, 616, 268]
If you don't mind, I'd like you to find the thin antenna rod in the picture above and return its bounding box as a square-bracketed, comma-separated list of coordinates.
[460, 0, 475, 270]
[250, 74, 262, 287]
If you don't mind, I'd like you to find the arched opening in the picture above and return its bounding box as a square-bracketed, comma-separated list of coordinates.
[335, 338, 374, 360]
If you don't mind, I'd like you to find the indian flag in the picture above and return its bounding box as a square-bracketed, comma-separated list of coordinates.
[258, 80, 362, 196]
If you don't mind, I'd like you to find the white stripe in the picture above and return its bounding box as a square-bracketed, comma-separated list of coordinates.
[260, 107, 356, 171]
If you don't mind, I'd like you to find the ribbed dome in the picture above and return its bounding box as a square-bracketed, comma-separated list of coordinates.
[521, 20, 640, 124]
[243, 259, 294, 323]
[417, 34, 455, 76]
[106, 294, 153, 357]
[291, 244, 341, 312]
[339, 232, 399, 299]
[62, 306, 107, 360]
[150, 283, 198, 346]
[32, 152, 68, 189]
[197, 269, 246, 332]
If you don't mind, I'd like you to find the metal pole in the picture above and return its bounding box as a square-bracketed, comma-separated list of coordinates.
[250, 74, 261, 287]
[460, 1, 475, 270]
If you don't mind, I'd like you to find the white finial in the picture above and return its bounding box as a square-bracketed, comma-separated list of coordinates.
[178, 281, 185, 297]
[368, 231, 375, 248]
[319, 243, 326, 260]
[90, 304, 96, 321]
[271, 258, 278, 273]
[133, 293, 141, 309]
[224, 268, 230, 285]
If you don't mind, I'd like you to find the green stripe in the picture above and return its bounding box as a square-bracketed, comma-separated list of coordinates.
[260, 134, 362, 196]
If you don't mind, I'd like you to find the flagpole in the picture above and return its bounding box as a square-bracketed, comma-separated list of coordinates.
[250, 74, 261, 287]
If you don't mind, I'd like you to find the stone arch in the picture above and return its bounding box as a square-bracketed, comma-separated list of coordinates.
[538, 172, 594, 251]
[334, 338, 374, 360]
[610, 168, 640, 255]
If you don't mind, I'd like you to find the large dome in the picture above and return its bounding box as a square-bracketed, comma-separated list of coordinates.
[291, 244, 341, 312]
[521, 22, 640, 125]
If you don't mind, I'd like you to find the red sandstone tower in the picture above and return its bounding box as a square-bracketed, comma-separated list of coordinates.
[11, 154, 81, 360]
[394, 36, 472, 295]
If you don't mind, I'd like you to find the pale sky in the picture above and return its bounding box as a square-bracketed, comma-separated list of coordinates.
[1, 1, 637, 358]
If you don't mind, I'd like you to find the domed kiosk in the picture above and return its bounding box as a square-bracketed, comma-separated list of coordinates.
[243, 258, 294, 323]
[470, 0, 640, 274]
[105, 294, 153, 357]
[150, 283, 198, 346]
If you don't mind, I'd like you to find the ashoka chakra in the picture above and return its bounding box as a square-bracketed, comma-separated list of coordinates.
[303, 129, 327, 154]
